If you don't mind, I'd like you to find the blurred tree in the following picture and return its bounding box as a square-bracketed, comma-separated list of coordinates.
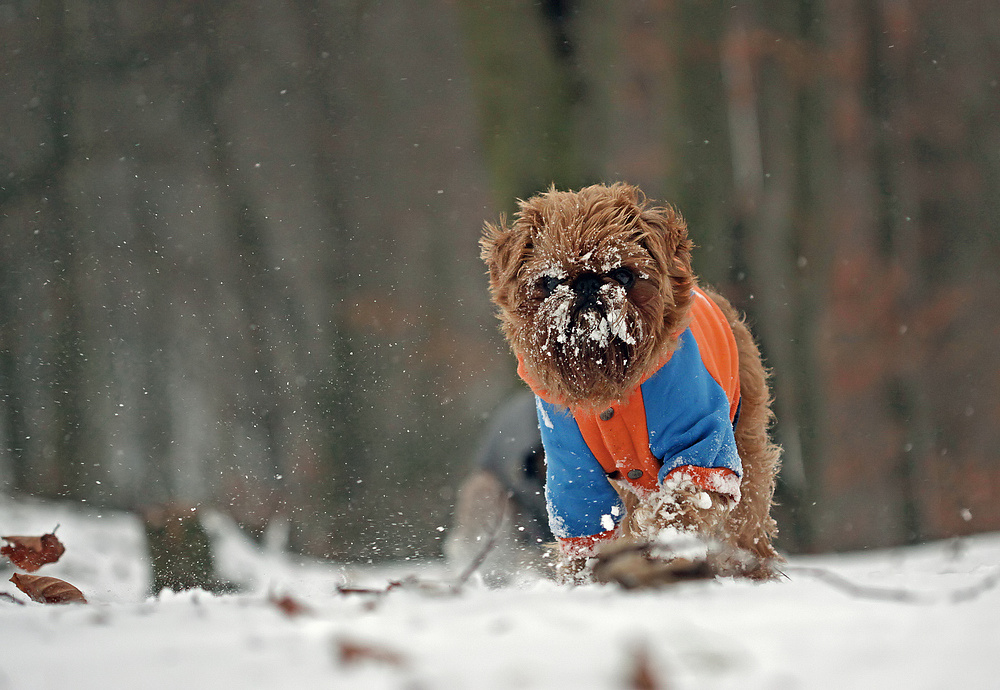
[457, 0, 593, 206]
[0, 0, 502, 560]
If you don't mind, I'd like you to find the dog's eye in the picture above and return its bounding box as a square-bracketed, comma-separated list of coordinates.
[608, 267, 636, 290]
[539, 275, 563, 296]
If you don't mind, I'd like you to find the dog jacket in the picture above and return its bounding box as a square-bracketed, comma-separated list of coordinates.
[518, 287, 743, 555]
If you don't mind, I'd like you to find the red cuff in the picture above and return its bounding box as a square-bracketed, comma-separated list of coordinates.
[664, 465, 742, 503]
[558, 528, 617, 558]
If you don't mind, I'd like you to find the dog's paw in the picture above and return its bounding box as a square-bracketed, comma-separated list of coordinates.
[551, 553, 593, 585]
[626, 476, 732, 542]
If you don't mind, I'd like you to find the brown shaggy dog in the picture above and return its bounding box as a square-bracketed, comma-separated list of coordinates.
[481, 183, 781, 584]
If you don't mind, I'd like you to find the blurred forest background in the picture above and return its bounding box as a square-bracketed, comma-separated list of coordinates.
[1, 0, 998, 561]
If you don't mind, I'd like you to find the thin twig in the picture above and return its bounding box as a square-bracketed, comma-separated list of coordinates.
[452, 491, 513, 592]
[1, 592, 26, 605]
[336, 581, 403, 596]
[335, 492, 514, 598]
[784, 564, 1000, 605]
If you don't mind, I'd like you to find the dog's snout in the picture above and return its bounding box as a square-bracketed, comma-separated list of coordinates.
[572, 273, 603, 298]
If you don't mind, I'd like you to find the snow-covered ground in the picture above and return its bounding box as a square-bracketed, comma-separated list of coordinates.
[1, 497, 998, 690]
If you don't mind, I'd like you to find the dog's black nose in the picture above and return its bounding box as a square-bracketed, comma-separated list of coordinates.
[572, 273, 602, 298]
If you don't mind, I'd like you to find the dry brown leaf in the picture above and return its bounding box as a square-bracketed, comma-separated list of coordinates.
[628, 644, 663, 690]
[336, 638, 406, 668]
[269, 592, 311, 617]
[1, 532, 66, 572]
[10, 573, 87, 604]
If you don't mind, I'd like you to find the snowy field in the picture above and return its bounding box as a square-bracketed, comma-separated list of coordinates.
[1, 497, 998, 690]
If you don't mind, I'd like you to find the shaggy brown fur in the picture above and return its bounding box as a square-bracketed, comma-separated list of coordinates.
[481, 183, 781, 582]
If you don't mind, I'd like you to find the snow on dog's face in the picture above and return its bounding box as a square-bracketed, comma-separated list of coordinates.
[481, 183, 694, 410]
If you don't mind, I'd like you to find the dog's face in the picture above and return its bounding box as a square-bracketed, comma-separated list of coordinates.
[481, 183, 694, 409]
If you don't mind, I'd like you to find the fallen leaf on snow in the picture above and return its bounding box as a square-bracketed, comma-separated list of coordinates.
[1, 532, 66, 572]
[10, 573, 87, 604]
[269, 592, 311, 617]
[335, 637, 407, 669]
[627, 643, 662, 690]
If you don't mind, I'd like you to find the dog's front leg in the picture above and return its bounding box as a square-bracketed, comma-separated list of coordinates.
[625, 473, 734, 542]
[590, 474, 738, 587]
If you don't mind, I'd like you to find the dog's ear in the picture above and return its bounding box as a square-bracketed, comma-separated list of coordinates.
[481, 214, 533, 312]
[638, 203, 694, 312]
[641, 204, 692, 269]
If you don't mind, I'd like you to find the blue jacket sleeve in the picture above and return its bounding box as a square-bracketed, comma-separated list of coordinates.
[534, 397, 625, 539]
[641, 330, 742, 484]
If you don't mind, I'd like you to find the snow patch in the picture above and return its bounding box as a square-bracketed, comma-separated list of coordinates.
[538, 281, 635, 355]
[536, 398, 554, 430]
[4, 496, 1000, 690]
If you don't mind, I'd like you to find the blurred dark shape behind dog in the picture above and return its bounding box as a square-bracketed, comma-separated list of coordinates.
[445, 391, 550, 586]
